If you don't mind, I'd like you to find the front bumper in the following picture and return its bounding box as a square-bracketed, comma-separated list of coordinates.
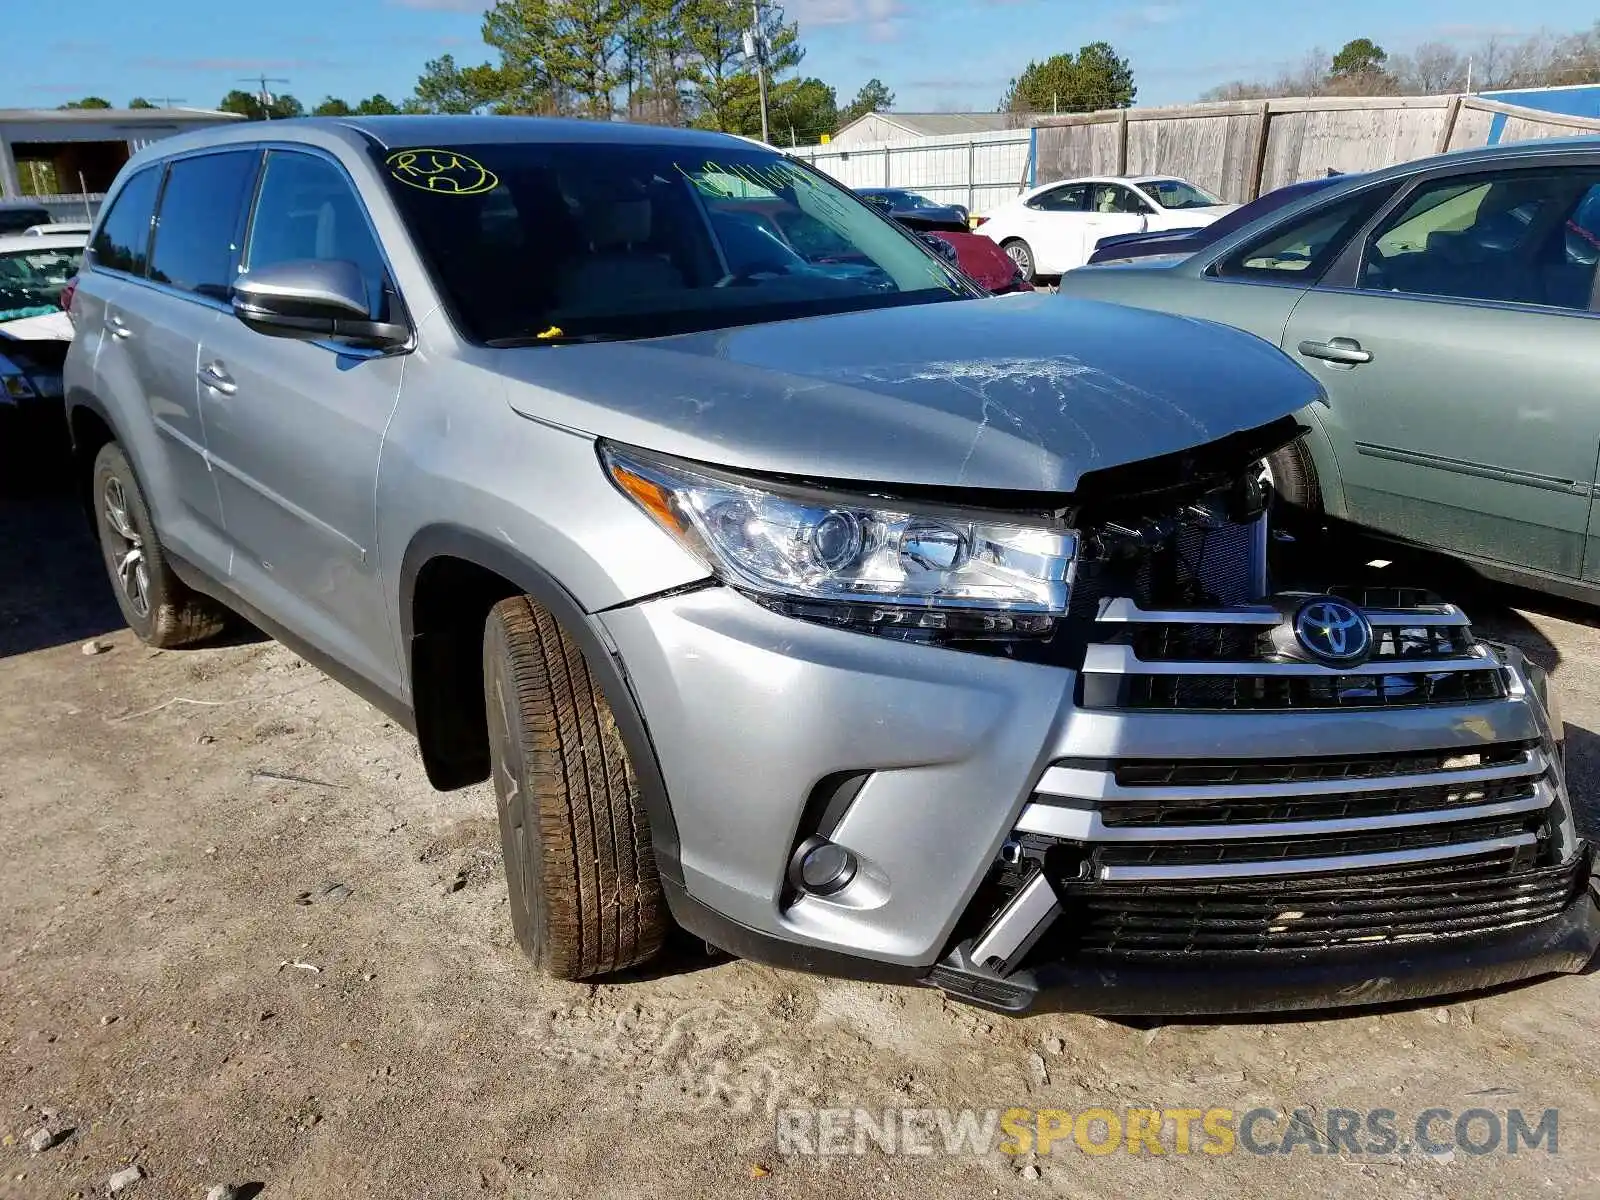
[600, 586, 1599, 1013]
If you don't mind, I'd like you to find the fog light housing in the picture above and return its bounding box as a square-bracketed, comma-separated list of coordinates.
[790, 837, 858, 896]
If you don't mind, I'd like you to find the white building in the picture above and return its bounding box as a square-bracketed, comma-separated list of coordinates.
[828, 111, 1013, 148]
[0, 107, 244, 216]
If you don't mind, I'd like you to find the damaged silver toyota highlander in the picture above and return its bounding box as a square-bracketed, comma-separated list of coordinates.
[65, 117, 1598, 1014]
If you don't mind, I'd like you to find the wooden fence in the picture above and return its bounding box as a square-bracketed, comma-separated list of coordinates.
[1032, 94, 1600, 204]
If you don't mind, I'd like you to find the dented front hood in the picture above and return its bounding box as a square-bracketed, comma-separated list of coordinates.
[499, 292, 1322, 493]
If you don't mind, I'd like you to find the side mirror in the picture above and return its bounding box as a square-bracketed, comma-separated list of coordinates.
[232, 259, 408, 348]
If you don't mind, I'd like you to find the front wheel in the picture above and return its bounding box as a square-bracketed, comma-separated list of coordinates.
[1261, 439, 1322, 514]
[1001, 239, 1036, 281]
[483, 595, 668, 979]
[92, 443, 228, 648]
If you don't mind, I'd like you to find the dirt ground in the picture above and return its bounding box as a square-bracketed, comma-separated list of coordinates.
[3, 485, 1599, 1200]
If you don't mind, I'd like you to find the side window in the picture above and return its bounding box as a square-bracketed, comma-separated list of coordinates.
[245, 150, 390, 320]
[1215, 186, 1392, 281]
[1091, 184, 1146, 215]
[147, 151, 260, 300]
[89, 165, 162, 276]
[1359, 170, 1600, 311]
[1567, 186, 1600, 269]
[1029, 184, 1087, 213]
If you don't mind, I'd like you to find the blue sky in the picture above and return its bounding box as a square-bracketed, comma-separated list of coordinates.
[6, 0, 1597, 115]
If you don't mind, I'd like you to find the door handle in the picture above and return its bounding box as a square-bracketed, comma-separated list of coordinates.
[1297, 337, 1372, 366]
[107, 314, 132, 340]
[198, 362, 237, 396]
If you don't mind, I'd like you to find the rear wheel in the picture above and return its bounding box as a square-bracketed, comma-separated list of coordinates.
[1001, 239, 1035, 281]
[483, 595, 667, 979]
[92, 443, 228, 648]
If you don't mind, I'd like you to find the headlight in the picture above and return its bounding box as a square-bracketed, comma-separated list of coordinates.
[1, 373, 38, 402]
[602, 444, 1074, 637]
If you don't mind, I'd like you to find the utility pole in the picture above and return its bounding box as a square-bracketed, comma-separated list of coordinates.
[240, 74, 290, 119]
[748, 0, 770, 144]
[1465, 57, 1474, 95]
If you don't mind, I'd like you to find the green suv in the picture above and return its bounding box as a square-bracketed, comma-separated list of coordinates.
[1059, 139, 1600, 602]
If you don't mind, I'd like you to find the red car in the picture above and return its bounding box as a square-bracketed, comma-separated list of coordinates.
[709, 196, 1033, 295]
[912, 221, 1035, 294]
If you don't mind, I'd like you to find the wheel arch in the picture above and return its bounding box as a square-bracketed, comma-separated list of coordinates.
[64, 392, 123, 532]
[398, 523, 684, 886]
[1290, 403, 1349, 520]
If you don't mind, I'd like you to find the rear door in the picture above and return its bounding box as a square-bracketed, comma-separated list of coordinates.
[199, 147, 409, 693]
[81, 158, 254, 568]
[1281, 162, 1600, 579]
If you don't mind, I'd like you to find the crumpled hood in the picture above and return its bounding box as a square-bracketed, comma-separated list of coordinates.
[495, 292, 1322, 493]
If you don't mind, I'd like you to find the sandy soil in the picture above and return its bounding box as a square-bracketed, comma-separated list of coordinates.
[3, 489, 1597, 1199]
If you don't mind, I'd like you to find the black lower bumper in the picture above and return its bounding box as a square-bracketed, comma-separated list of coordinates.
[930, 885, 1600, 1016]
[666, 874, 1600, 1018]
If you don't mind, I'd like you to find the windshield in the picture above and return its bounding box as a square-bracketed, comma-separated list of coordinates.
[0, 245, 81, 321]
[378, 142, 973, 345]
[1142, 179, 1223, 210]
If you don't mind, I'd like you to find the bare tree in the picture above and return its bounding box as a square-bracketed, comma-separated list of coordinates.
[1392, 41, 1465, 95]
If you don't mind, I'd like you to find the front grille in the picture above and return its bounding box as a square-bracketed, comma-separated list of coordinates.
[1099, 777, 1538, 828]
[1113, 743, 1535, 788]
[1090, 813, 1543, 870]
[1095, 667, 1507, 710]
[1120, 620, 1475, 663]
[1044, 854, 1586, 958]
[1079, 593, 1508, 712]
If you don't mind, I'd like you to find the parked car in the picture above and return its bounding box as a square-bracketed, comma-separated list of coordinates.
[1059, 139, 1600, 604]
[0, 330, 70, 471]
[1086, 174, 1356, 265]
[977, 174, 1236, 279]
[858, 187, 970, 228]
[0, 201, 52, 236]
[886, 210, 1033, 293]
[22, 221, 94, 238]
[63, 117, 1594, 1014]
[0, 232, 85, 341]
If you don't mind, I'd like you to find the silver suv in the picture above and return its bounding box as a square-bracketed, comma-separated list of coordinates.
[64, 117, 1598, 1013]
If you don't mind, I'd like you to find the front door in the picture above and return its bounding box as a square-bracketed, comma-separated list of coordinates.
[1282, 164, 1600, 579]
[200, 148, 409, 693]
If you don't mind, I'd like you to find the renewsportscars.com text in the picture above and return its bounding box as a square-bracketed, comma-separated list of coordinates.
[775, 1106, 1560, 1158]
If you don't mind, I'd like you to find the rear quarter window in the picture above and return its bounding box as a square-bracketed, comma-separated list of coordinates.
[90, 166, 163, 276]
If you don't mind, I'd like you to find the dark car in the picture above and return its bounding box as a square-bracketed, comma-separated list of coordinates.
[0, 202, 53, 237]
[859, 187, 970, 229]
[1085, 175, 1355, 265]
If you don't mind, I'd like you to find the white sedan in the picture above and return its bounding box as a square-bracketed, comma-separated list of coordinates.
[0, 231, 85, 341]
[976, 175, 1236, 279]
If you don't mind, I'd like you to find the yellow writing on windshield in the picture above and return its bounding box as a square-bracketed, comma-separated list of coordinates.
[386, 148, 500, 196]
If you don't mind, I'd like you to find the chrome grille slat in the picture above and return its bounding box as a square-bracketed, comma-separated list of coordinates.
[1036, 749, 1545, 804]
[1083, 643, 1496, 677]
[1015, 780, 1554, 844]
[1095, 833, 1538, 882]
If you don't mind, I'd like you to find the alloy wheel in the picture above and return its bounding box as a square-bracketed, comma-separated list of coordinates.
[103, 476, 151, 619]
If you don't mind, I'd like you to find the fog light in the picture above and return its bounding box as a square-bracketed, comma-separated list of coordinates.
[791, 837, 857, 896]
